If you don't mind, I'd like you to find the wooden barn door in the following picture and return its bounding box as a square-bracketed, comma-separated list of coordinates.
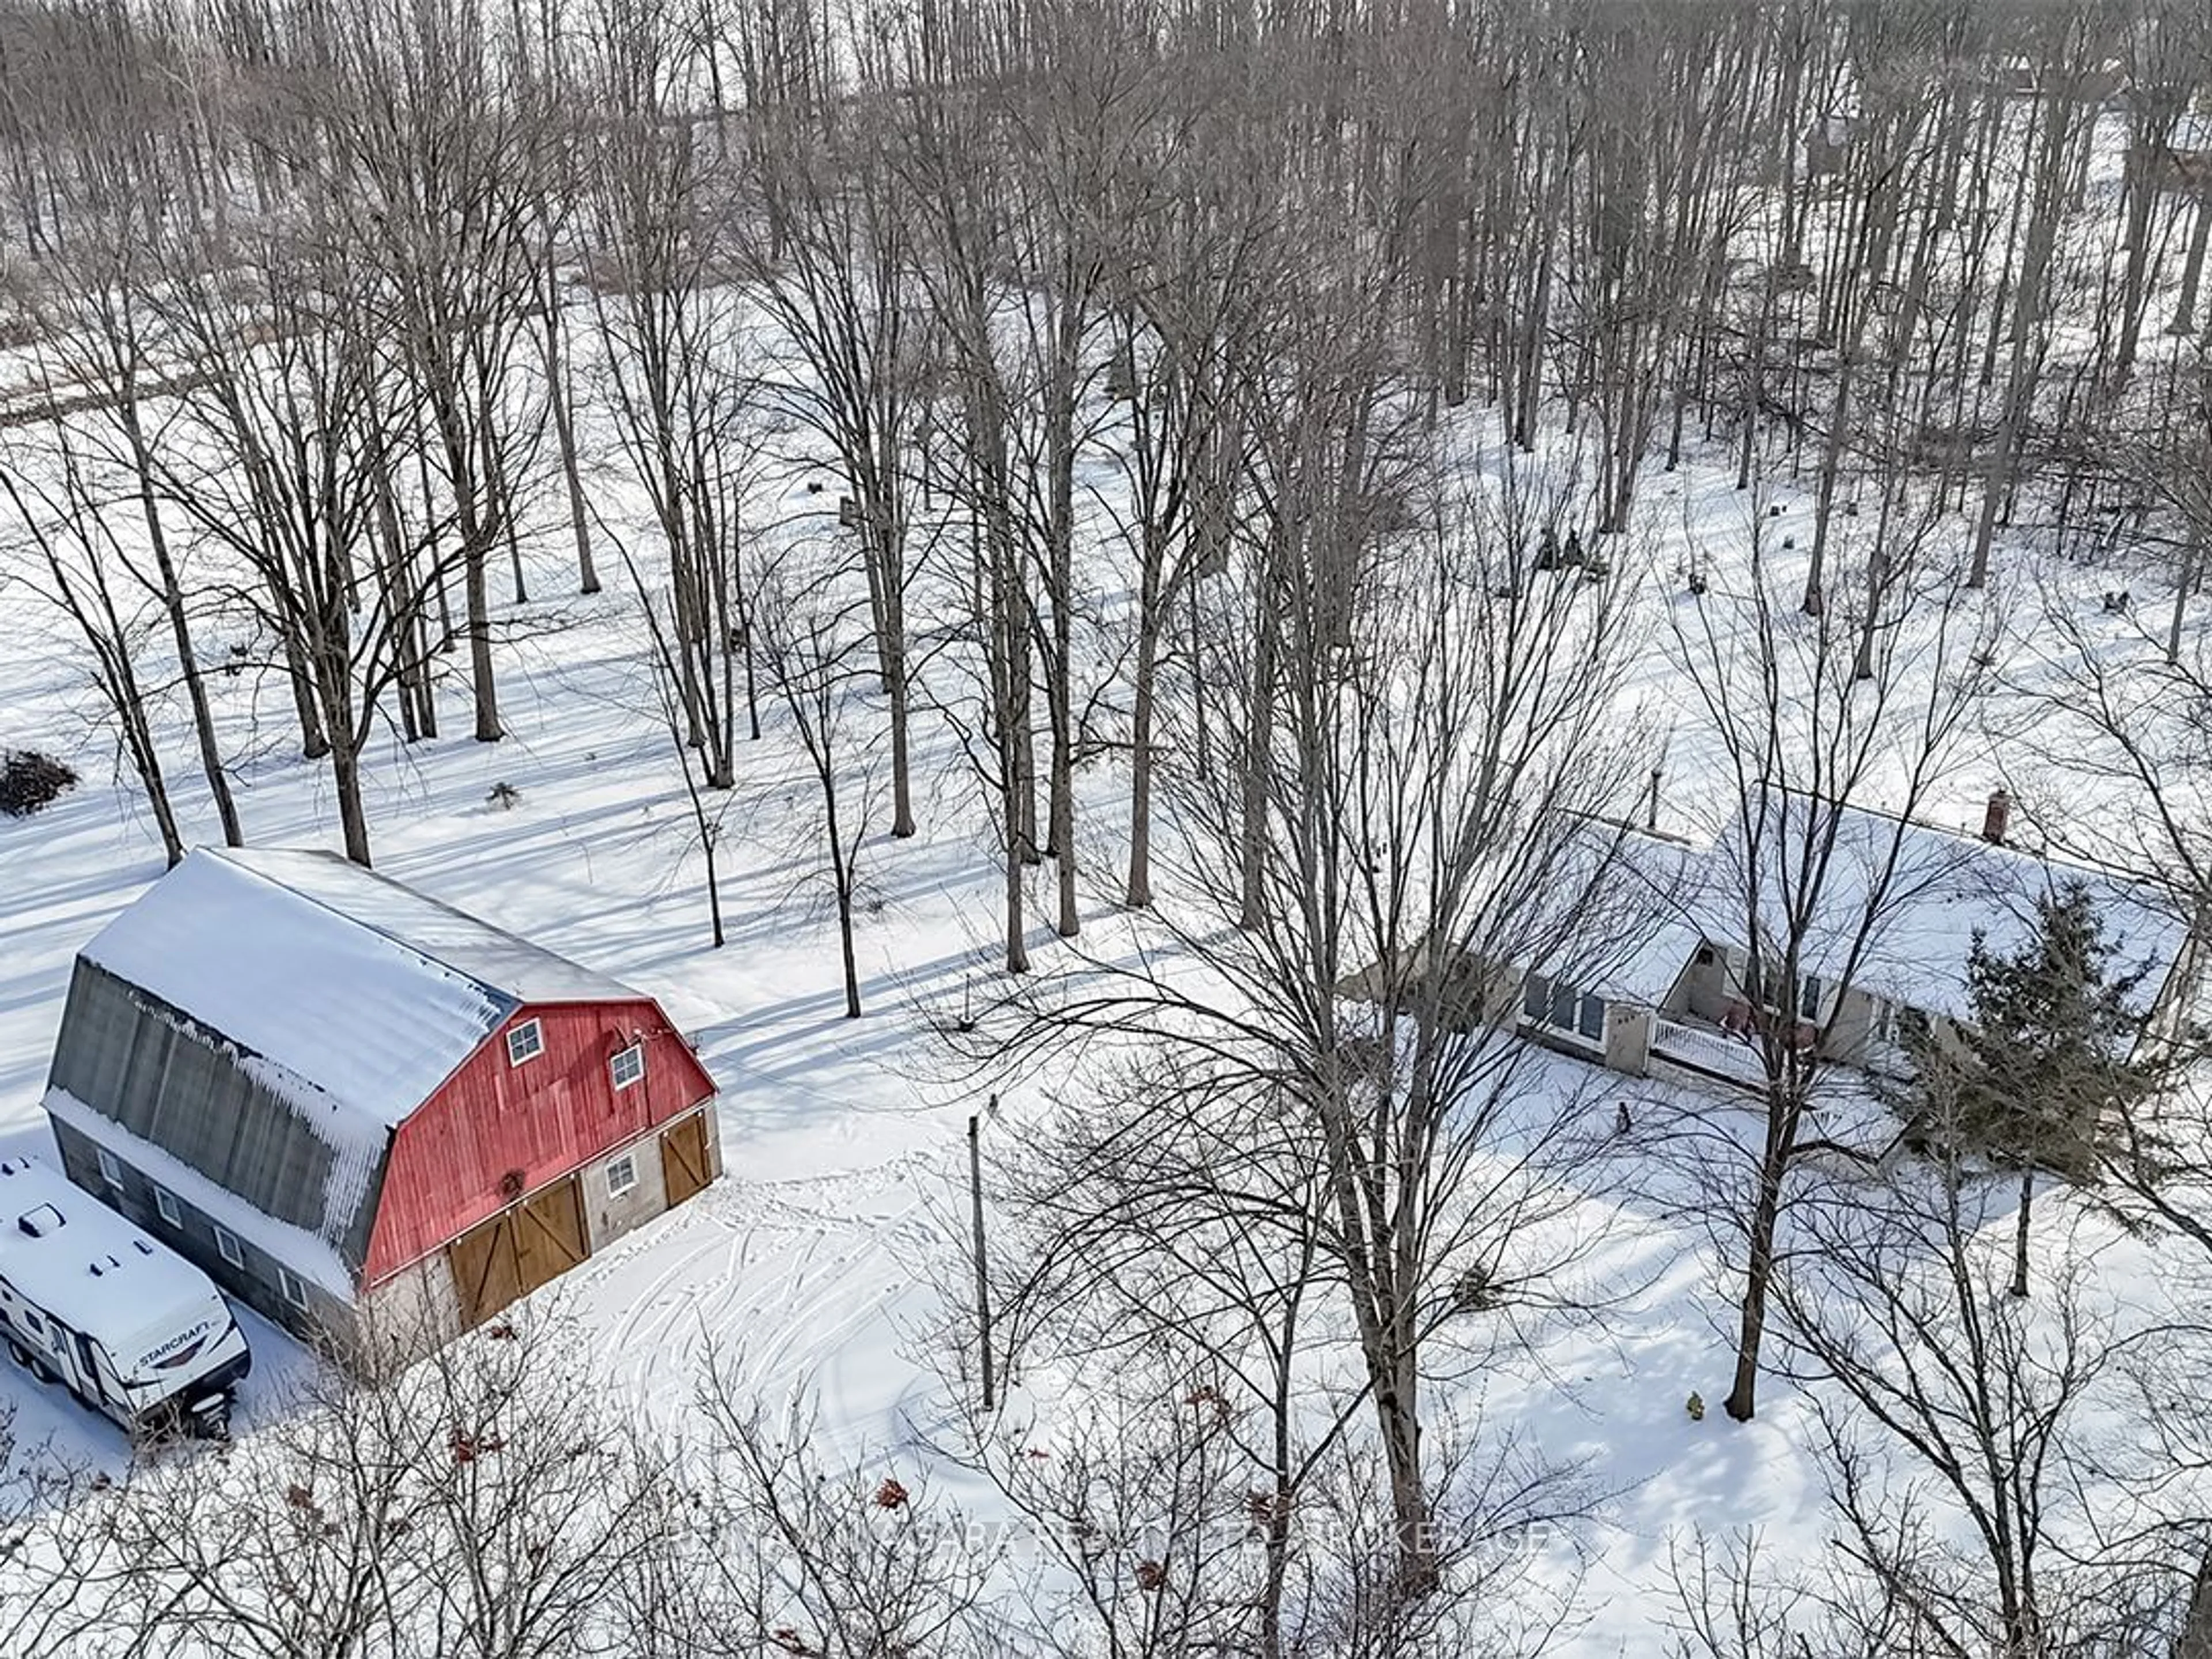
[660, 1113, 711, 1208]
[447, 1176, 590, 1329]
[515, 1177, 588, 1293]
[449, 1212, 522, 1330]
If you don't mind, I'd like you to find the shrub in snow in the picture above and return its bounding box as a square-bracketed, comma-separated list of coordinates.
[487, 782, 521, 811]
[0, 750, 77, 817]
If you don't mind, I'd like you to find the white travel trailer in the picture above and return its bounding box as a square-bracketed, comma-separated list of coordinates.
[0, 1156, 249, 1437]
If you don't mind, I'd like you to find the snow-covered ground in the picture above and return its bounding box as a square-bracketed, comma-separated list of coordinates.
[0, 305, 2205, 1648]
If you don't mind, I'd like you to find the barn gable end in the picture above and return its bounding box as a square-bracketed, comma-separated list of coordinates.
[363, 1002, 715, 1283]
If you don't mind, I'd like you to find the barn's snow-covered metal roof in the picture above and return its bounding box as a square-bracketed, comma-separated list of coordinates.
[79, 846, 639, 1135]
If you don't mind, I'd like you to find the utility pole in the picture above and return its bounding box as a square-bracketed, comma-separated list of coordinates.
[970, 1099, 995, 1410]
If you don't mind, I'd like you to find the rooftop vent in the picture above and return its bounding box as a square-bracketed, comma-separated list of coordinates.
[16, 1205, 63, 1238]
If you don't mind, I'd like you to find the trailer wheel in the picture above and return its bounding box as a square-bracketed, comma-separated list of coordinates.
[4, 1339, 25, 1368]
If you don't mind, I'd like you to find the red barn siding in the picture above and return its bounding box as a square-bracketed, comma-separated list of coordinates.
[361, 1002, 716, 1283]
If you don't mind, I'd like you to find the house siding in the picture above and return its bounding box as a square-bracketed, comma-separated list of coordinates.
[1822, 987, 1880, 1066]
[362, 1002, 716, 1282]
[1677, 945, 1732, 1021]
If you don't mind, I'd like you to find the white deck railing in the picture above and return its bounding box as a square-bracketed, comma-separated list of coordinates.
[1652, 1018, 1771, 1088]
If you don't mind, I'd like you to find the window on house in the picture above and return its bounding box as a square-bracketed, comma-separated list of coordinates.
[153, 1189, 180, 1228]
[96, 1149, 122, 1190]
[611, 1044, 645, 1091]
[1741, 952, 1770, 1006]
[605, 1153, 638, 1199]
[1798, 974, 1824, 1022]
[214, 1228, 243, 1270]
[506, 1019, 545, 1067]
[278, 1267, 310, 1311]
[1548, 981, 1577, 1032]
[1522, 973, 1604, 1042]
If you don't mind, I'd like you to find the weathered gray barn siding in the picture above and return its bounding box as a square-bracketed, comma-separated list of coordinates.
[45, 960, 384, 1272]
[46, 1116, 358, 1350]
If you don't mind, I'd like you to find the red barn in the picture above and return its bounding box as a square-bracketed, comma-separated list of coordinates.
[40, 847, 721, 1366]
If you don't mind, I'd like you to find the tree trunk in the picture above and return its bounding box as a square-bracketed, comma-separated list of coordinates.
[827, 795, 861, 1018]
[1969, 94, 2070, 590]
[876, 432, 915, 838]
[2177, 1538, 2212, 1659]
[2010, 1166, 2033, 1299]
[1725, 1138, 1790, 1421]
[332, 741, 372, 868]
[1806, 347, 1858, 613]
[886, 631, 914, 838]
[107, 646, 182, 866]
[1374, 1347, 1437, 1596]
[987, 448, 1030, 975]
[124, 404, 241, 846]
[2115, 122, 2165, 378]
[1240, 590, 1278, 933]
[1124, 576, 1160, 909]
[2172, 199, 2211, 338]
[1256, 1334, 1298, 1659]
[464, 531, 502, 742]
[1047, 324, 1079, 940]
[2173, 539, 2201, 666]
[543, 263, 599, 596]
[704, 831, 725, 949]
[285, 628, 331, 760]
[1003, 758, 1029, 978]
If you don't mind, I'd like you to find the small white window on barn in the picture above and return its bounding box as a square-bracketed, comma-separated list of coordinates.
[610, 1044, 645, 1092]
[96, 1148, 122, 1190]
[153, 1189, 181, 1228]
[507, 1018, 546, 1067]
[214, 1228, 243, 1269]
[605, 1153, 638, 1199]
[278, 1267, 310, 1311]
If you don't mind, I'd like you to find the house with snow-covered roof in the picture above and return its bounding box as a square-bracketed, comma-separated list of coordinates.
[1513, 791, 2206, 1094]
[40, 847, 721, 1367]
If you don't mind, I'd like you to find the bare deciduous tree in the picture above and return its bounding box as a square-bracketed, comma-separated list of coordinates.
[1666, 485, 1999, 1422]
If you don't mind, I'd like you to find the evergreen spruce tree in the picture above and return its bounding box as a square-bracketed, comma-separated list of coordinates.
[1919, 881, 2157, 1298]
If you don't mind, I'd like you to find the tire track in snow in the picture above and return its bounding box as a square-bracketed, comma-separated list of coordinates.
[560, 1149, 955, 1439]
